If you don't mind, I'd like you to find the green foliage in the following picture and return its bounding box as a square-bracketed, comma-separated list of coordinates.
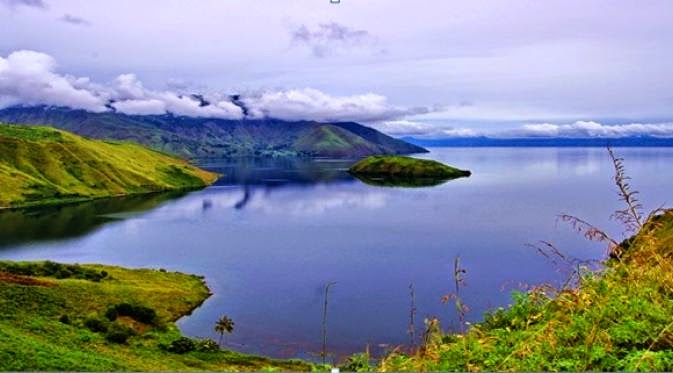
[165, 337, 197, 354]
[0, 260, 108, 281]
[104, 323, 135, 344]
[84, 317, 109, 333]
[195, 339, 221, 353]
[341, 352, 373, 372]
[105, 303, 157, 325]
[0, 124, 218, 208]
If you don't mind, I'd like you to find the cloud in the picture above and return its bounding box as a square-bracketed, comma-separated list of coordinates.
[0, 0, 46, 9]
[59, 14, 91, 26]
[0, 50, 108, 112]
[290, 22, 383, 58]
[370, 120, 479, 137]
[107, 74, 243, 119]
[509, 121, 673, 138]
[0, 50, 428, 122]
[391, 120, 673, 139]
[242, 88, 428, 122]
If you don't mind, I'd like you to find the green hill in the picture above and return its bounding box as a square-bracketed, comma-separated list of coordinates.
[0, 124, 218, 208]
[0, 106, 427, 159]
[349, 155, 471, 178]
[0, 261, 313, 371]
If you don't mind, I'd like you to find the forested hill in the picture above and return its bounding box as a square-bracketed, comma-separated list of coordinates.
[0, 106, 427, 159]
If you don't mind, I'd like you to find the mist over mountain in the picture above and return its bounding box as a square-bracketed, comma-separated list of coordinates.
[0, 106, 427, 159]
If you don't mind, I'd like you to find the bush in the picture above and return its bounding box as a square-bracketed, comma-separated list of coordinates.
[166, 337, 196, 354]
[104, 306, 119, 321]
[0, 261, 108, 282]
[58, 314, 70, 325]
[105, 303, 157, 324]
[84, 317, 109, 333]
[104, 323, 135, 344]
[195, 339, 220, 352]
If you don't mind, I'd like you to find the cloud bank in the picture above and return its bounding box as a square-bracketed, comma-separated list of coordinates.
[242, 89, 427, 122]
[380, 120, 673, 139]
[0, 50, 422, 122]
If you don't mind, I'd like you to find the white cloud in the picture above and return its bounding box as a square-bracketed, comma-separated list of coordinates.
[111, 99, 165, 115]
[242, 88, 427, 122]
[0, 50, 108, 112]
[0, 50, 431, 123]
[511, 121, 673, 138]
[391, 120, 673, 139]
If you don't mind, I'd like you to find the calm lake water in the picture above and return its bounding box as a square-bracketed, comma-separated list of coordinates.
[1, 147, 672, 361]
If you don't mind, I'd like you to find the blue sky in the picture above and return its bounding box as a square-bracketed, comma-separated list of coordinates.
[1, 0, 672, 137]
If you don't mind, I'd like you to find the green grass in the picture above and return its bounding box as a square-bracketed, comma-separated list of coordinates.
[293, 125, 380, 157]
[376, 210, 673, 372]
[0, 261, 315, 371]
[0, 124, 219, 208]
[349, 156, 471, 181]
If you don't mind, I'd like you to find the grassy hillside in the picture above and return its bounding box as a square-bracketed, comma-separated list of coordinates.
[0, 261, 314, 371]
[349, 156, 471, 179]
[0, 124, 218, 208]
[0, 106, 427, 159]
[374, 209, 673, 371]
[294, 124, 381, 158]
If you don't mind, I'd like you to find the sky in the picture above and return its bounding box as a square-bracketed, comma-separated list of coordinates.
[1, 0, 673, 138]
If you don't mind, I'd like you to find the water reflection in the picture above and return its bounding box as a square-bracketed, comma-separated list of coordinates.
[0, 191, 187, 248]
[198, 157, 356, 187]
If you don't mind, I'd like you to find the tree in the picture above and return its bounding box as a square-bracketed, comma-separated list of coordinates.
[214, 315, 235, 346]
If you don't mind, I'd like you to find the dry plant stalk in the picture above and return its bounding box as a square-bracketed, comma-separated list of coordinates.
[608, 146, 644, 232]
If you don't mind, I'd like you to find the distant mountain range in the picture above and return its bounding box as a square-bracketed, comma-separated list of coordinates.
[0, 106, 427, 159]
[403, 136, 673, 147]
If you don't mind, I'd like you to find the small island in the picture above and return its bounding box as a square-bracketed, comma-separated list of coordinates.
[349, 155, 471, 187]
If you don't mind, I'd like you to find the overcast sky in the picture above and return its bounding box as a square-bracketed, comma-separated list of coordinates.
[1, 0, 672, 137]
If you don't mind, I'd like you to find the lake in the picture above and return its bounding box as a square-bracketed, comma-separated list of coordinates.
[1, 147, 672, 361]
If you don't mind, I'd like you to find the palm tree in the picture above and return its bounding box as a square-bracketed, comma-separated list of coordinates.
[214, 315, 235, 346]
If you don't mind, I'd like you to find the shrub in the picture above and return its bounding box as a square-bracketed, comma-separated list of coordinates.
[104, 323, 135, 344]
[195, 339, 220, 352]
[166, 337, 196, 354]
[0, 261, 108, 282]
[105, 303, 157, 324]
[58, 314, 70, 325]
[104, 306, 119, 321]
[84, 317, 109, 333]
[341, 352, 372, 372]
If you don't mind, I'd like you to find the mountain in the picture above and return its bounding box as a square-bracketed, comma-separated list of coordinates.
[0, 106, 427, 159]
[402, 136, 673, 147]
[0, 124, 218, 208]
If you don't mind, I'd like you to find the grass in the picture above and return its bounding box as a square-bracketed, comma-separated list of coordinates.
[349, 155, 471, 180]
[0, 261, 316, 371]
[0, 124, 219, 208]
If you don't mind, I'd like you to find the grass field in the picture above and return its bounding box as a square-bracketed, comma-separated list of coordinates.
[0, 124, 218, 208]
[0, 261, 315, 371]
